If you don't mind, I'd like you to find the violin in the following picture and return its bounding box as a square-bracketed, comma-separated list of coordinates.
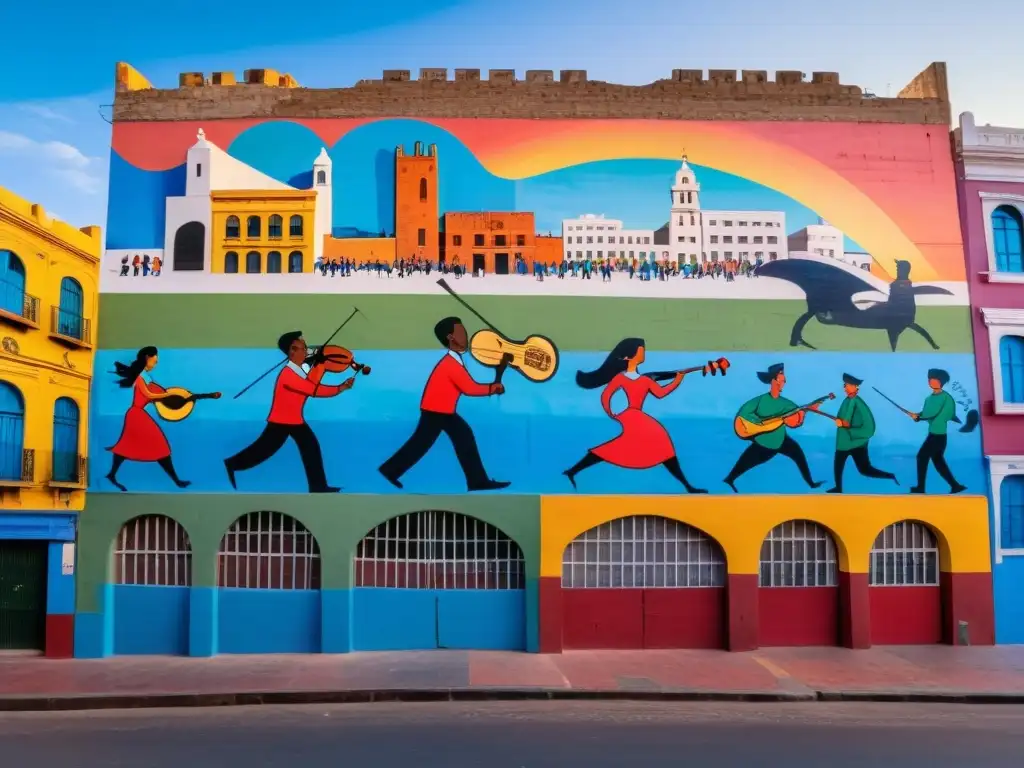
[645, 357, 730, 381]
[305, 344, 372, 376]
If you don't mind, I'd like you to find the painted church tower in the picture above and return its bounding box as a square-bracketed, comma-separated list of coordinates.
[312, 148, 333, 265]
[668, 154, 702, 264]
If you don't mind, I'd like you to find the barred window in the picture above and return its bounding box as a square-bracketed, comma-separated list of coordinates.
[355, 510, 524, 590]
[759, 520, 838, 587]
[217, 511, 320, 590]
[869, 521, 939, 586]
[562, 516, 725, 588]
[114, 515, 192, 586]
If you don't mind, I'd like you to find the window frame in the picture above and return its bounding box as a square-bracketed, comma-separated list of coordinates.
[982, 308, 1024, 414]
[979, 193, 1024, 282]
[989, 456, 1024, 562]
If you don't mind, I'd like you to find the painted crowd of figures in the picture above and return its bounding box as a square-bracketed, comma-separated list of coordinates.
[103, 279, 978, 496]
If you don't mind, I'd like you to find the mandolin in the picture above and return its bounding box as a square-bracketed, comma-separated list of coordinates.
[469, 330, 559, 384]
[733, 393, 836, 440]
[155, 387, 222, 422]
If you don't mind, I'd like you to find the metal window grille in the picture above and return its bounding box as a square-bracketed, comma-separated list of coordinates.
[869, 521, 939, 586]
[354, 510, 524, 590]
[217, 511, 321, 590]
[561, 515, 726, 589]
[759, 520, 838, 588]
[114, 515, 192, 586]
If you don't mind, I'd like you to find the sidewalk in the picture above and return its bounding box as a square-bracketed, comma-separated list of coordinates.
[3, 646, 1024, 712]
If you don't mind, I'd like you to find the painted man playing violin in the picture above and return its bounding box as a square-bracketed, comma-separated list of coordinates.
[225, 330, 356, 493]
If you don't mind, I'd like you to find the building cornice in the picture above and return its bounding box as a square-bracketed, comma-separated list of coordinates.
[0, 205, 100, 266]
[981, 307, 1024, 328]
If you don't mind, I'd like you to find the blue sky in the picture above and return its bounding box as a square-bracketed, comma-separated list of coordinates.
[0, 0, 1020, 230]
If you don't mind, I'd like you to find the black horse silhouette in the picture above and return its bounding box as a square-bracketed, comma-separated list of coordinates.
[756, 258, 953, 351]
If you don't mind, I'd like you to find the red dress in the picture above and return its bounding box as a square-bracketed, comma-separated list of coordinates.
[591, 373, 681, 469]
[108, 376, 172, 461]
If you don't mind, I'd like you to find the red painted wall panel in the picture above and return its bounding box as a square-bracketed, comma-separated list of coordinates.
[941, 571, 996, 645]
[538, 577, 563, 653]
[869, 586, 942, 645]
[643, 588, 726, 649]
[727, 574, 758, 651]
[758, 587, 840, 647]
[44, 614, 74, 659]
[839, 571, 871, 649]
[562, 589, 643, 650]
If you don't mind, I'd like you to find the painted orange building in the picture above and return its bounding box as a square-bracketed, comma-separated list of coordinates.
[443, 212, 537, 274]
[395, 142, 440, 264]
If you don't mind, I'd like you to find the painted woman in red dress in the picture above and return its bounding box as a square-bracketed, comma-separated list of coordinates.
[105, 346, 191, 492]
[563, 338, 706, 493]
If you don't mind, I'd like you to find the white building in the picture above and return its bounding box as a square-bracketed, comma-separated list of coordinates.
[146, 128, 333, 273]
[560, 214, 658, 261]
[563, 157, 788, 265]
[788, 218, 872, 270]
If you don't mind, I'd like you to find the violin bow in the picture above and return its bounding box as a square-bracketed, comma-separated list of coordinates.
[436, 279, 505, 336]
[311, 307, 362, 398]
[232, 307, 361, 400]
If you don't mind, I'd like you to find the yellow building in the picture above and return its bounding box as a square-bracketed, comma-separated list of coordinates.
[210, 190, 316, 274]
[0, 187, 100, 508]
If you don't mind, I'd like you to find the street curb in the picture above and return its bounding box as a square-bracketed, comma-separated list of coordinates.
[3, 688, 1024, 713]
[0, 688, 813, 712]
[816, 690, 1024, 705]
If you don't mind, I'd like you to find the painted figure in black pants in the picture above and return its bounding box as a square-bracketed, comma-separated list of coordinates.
[724, 363, 823, 492]
[828, 373, 897, 493]
[907, 368, 967, 494]
[379, 317, 509, 492]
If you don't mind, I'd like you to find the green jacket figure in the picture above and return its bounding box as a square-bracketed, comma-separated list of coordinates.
[909, 368, 966, 494]
[828, 373, 896, 494]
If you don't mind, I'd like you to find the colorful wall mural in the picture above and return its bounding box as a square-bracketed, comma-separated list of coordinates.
[75, 114, 996, 658]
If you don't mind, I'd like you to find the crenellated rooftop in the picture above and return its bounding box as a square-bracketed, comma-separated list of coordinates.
[112, 61, 951, 125]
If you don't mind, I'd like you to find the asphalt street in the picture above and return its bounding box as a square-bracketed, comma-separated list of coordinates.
[1, 701, 1023, 767]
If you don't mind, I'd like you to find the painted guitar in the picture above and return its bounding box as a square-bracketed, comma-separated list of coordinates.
[733, 393, 836, 440]
[155, 387, 222, 422]
[469, 329, 559, 383]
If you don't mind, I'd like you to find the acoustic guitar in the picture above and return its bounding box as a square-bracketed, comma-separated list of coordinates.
[733, 393, 836, 440]
[469, 329, 559, 384]
[155, 387, 222, 423]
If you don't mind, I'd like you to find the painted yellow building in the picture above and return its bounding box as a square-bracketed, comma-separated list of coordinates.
[0, 186, 101, 511]
[210, 190, 316, 274]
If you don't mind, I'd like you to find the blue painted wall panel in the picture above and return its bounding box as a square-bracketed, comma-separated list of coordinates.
[190, 586, 218, 657]
[45, 540, 75, 614]
[321, 589, 352, 653]
[437, 590, 526, 651]
[218, 589, 321, 654]
[994, 558, 1024, 644]
[73, 612, 106, 659]
[352, 588, 437, 651]
[113, 585, 189, 655]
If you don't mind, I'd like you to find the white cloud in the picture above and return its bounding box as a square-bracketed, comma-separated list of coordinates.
[0, 130, 102, 195]
[17, 103, 74, 124]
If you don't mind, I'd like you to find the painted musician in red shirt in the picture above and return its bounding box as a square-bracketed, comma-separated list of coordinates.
[225, 331, 355, 493]
[379, 316, 509, 492]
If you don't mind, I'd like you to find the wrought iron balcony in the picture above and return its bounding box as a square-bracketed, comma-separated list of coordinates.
[0, 290, 40, 329]
[0, 448, 35, 485]
[49, 452, 87, 487]
[49, 306, 92, 347]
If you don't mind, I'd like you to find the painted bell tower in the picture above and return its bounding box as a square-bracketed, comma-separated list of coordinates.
[668, 154, 702, 264]
[395, 142, 439, 263]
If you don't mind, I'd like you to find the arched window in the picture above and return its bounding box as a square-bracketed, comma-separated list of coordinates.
[224, 251, 239, 273]
[993, 205, 1024, 273]
[289, 215, 303, 237]
[355, 510, 524, 590]
[56, 277, 84, 340]
[51, 397, 80, 482]
[114, 515, 192, 586]
[419, 177, 428, 202]
[562, 515, 725, 588]
[246, 216, 261, 238]
[1000, 335, 1024, 403]
[218, 511, 320, 589]
[0, 381, 25, 481]
[759, 520, 838, 587]
[225, 216, 240, 238]
[266, 251, 282, 273]
[1001, 475, 1024, 550]
[288, 252, 303, 273]
[0, 249, 26, 318]
[268, 214, 283, 238]
[316, 170, 326, 185]
[869, 521, 939, 586]
[245, 251, 261, 274]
